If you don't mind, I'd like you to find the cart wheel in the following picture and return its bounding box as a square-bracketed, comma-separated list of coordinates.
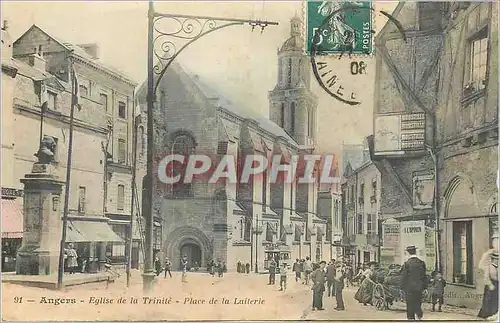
[372, 284, 387, 310]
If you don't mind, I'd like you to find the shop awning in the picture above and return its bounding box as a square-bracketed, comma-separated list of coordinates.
[1, 199, 23, 238]
[66, 220, 123, 243]
[66, 221, 87, 242]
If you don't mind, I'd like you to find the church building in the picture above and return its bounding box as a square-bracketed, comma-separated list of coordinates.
[137, 16, 331, 271]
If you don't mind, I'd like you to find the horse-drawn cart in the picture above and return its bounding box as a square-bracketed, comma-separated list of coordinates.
[356, 265, 431, 311]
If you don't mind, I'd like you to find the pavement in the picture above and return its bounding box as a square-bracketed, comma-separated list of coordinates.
[2, 270, 481, 321]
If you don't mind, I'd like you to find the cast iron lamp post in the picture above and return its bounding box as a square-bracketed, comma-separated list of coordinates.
[143, 0, 278, 291]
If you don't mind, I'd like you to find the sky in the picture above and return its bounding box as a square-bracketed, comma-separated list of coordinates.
[1, 1, 399, 156]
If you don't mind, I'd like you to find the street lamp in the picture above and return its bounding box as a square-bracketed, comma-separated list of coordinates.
[143, 0, 278, 291]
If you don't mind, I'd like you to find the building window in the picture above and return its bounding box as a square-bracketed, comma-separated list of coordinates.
[117, 184, 125, 211]
[287, 57, 292, 86]
[118, 138, 126, 163]
[367, 214, 374, 235]
[350, 186, 355, 204]
[278, 58, 283, 84]
[118, 101, 126, 119]
[79, 84, 88, 97]
[138, 126, 145, 157]
[290, 102, 296, 135]
[356, 214, 363, 234]
[307, 108, 314, 138]
[452, 221, 473, 285]
[48, 92, 57, 110]
[100, 93, 109, 112]
[359, 182, 365, 199]
[266, 223, 274, 242]
[217, 141, 228, 155]
[171, 134, 195, 197]
[464, 4, 490, 94]
[78, 186, 86, 214]
[468, 33, 488, 92]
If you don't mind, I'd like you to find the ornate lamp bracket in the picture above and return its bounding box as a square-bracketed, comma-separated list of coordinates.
[151, 12, 278, 93]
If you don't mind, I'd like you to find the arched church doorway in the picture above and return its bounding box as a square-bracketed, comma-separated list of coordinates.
[179, 242, 202, 270]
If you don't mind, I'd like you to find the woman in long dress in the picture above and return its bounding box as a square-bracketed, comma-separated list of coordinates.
[65, 243, 78, 274]
[354, 262, 376, 305]
[478, 245, 499, 320]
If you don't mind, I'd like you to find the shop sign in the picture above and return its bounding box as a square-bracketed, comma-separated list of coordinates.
[383, 219, 400, 248]
[412, 171, 434, 210]
[2, 187, 23, 198]
[400, 220, 426, 264]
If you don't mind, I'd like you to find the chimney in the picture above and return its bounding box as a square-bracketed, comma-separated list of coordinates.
[28, 45, 46, 72]
[77, 43, 100, 60]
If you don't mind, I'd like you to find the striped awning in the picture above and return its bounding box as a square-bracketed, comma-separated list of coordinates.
[1, 199, 23, 238]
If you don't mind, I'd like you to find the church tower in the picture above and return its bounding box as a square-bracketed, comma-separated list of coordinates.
[269, 15, 318, 149]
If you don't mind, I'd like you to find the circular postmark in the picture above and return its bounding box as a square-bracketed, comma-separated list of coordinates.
[307, 2, 406, 105]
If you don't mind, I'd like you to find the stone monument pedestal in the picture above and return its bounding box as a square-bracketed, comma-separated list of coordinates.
[16, 163, 65, 275]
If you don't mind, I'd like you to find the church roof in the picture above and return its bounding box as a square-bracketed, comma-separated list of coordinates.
[187, 70, 298, 147]
[280, 35, 304, 52]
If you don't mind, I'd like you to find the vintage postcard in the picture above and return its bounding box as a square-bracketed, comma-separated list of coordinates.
[1, 1, 498, 321]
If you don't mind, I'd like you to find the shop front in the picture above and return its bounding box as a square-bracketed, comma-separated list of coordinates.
[65, 217, 123, 273]
[1, 188, 23, 272]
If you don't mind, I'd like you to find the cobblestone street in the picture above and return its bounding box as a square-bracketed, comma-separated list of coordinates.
[2, 271, 479, 321]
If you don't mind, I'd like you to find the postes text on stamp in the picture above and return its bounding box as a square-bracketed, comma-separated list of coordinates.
[306, 1, 373, 55]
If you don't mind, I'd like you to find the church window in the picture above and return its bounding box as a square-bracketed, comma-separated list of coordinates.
[278, 58, 283, 84]
[287, 57, 292, 86]
[139, 126, 145, 157]
[280, 103, 285, 128]
[290, 102, 296, 135]
[266, 223, 274, 242]
[171, 134, 195, 197]
[308, 108, 314, 138]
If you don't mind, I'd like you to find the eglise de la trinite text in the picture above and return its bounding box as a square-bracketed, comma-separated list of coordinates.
[39, 296, 265, 306]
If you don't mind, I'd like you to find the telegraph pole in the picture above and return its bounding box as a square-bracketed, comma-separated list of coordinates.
[57, 51, 76, 289]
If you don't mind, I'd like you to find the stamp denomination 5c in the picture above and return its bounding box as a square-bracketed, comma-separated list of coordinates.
[306, 1, 373, 55]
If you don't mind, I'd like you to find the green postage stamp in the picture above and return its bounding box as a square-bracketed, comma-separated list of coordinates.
[306, 1, 373, 55]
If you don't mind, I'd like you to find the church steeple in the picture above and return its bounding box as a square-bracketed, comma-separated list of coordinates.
[290, 14, 301, 37]
[268, 15, 317, 148]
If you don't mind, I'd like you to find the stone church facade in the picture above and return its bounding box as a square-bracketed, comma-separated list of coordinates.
[138, 16, 330, 271]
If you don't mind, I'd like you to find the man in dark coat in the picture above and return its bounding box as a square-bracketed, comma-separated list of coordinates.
[401, 245, 427, 320]
[311, 261, 327, 311]
[268, 258, 277, 285]
[334, 261, 346, 311]
[325, 260, 336, 297]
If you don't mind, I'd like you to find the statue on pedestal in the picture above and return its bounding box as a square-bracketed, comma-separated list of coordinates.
[34, 135, 56, 165]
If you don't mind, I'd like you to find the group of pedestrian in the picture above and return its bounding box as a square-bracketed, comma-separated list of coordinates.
[208, 259, 227, 277]
[287, 257, 314, 285]
[236, 261, 251, 274]
[311, 259, 347, 311]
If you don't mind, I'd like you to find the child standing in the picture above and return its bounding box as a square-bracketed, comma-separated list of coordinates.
[279, 263, 289, 291]
[431, 272, 446, 312]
